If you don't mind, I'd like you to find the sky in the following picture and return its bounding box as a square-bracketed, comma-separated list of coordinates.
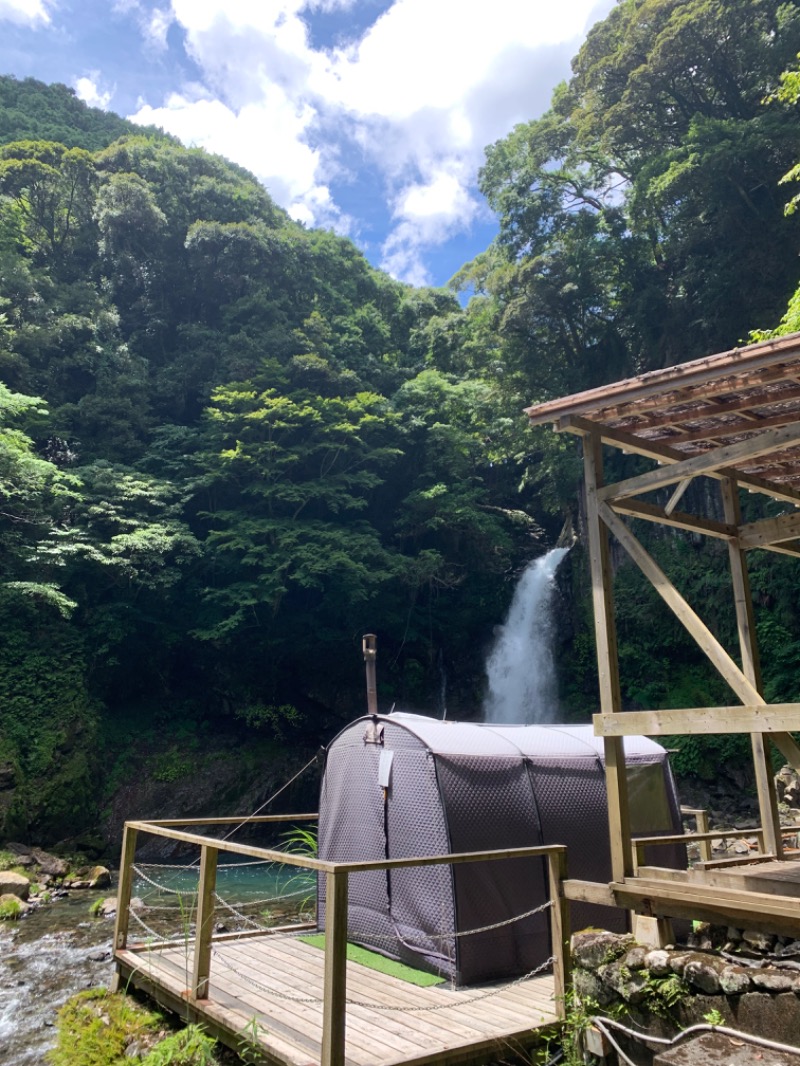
[0, 0, 616, 288]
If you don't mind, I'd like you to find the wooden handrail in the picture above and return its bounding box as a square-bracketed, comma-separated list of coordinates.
[116, 817, 572, 1066]
[633, 826, 764, 869]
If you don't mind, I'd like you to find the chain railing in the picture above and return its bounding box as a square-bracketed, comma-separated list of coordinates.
[112, 815, 570, 1066]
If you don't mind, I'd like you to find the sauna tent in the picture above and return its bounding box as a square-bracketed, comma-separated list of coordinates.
[318, 713, 684, 986]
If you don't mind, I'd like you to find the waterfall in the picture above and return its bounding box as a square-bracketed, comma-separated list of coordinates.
[483, 547, 569, 724]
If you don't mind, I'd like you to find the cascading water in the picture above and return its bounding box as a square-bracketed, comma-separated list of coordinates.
[483, 547, 569, 724]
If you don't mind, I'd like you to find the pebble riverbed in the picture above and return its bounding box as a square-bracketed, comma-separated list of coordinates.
[0, 890, 114, 1066]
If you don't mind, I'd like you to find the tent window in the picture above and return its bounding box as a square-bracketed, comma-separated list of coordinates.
[626, 762, 672, 834]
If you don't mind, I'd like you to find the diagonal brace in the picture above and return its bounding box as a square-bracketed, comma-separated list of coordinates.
[598, 502, 760, 705]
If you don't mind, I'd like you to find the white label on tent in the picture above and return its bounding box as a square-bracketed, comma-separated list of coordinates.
[378, 750, 394, 789]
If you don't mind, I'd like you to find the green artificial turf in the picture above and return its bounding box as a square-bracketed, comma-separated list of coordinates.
[300, 934, 445, 987]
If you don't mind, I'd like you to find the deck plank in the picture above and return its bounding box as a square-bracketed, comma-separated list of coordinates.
[118, 933, 558, 1066]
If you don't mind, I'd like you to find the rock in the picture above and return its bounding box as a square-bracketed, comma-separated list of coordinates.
[777, 940, 800, 957]
[668, 952, 692, 976]
[571, 931, 634, 970]
[88, 866, 111, 889]
[572, 968, 619, 1009]
[751, 970, 798, 993]
[0, 871, 30, 900]
[598, 958, 649, 1004]
[683, 955, 724, 994]
[30, 849, 68, 877]
[726, 926, 743, 942]
[130, 897, 145, 912]
[644, 950, 671, 976]
[719, 965, 751, 994]
[98, 897, 118, 917]
[0, 892, 29, 917]
[4, 851, 33, 867]
[742, 929, 775, 952]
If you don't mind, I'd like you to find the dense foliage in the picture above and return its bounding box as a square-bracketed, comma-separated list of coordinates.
[3, 0, 800, 841]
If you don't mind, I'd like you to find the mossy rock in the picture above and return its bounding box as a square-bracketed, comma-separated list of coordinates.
[50, 989, 224, 1066]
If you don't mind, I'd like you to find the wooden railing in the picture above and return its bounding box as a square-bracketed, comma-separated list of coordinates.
[113, 816, 571, 1066]
[632, 811, 766, 870]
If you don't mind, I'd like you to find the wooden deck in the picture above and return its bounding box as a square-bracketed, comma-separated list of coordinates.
[116, 934, 559, 1066]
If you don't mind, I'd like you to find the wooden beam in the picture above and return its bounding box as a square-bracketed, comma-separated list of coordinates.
[598, 503, 762, 705]
[771, 734, 800, 770]
[594, 705, 800, 736]
[321, 869, 348, 1066]
[758, 540, 800, 560]
[561, 879, 618, 908]
[664, 477, 693, 515]
[610, 878, 800, 938]
[556, 415, 800, 507]
[547, 849, 571, 1013]
[682, 808, 712, 862]
[738, 510, 800, 549]
[110, 824, 138, 992]
[597, 421, 800, 503]
[721, 479, 783, 859]
[584, 432, 633, 882]
[609, 498, 735, 541]
[191, 844, 218, 1000]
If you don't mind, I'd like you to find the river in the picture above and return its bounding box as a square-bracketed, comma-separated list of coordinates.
[0, 862, 315, 1065]
[0, 889, 114, 1066]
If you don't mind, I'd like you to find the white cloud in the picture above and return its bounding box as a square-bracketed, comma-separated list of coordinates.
[145, 6, 172, 49]
[0, 0, 50, 25]
[131, 86, 352, 234]
[74, 74, 114, 110]
[127, 0, 615, 282]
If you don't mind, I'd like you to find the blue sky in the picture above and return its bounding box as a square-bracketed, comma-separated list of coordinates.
[0, 0, 615, 288]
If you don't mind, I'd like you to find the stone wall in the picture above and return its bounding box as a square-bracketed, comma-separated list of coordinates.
[572, 930, 800, 1051]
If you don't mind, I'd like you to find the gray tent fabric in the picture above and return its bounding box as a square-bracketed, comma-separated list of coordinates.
[318, 714, 684, 986]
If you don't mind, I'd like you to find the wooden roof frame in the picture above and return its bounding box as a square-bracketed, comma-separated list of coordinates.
[526, 332, 800, 881]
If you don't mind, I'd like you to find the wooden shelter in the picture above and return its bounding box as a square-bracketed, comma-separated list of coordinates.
[525, 331, 800, 935]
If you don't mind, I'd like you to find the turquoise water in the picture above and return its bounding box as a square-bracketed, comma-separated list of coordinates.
[134, 858, 315, 900]
[130, 858, 317, 938]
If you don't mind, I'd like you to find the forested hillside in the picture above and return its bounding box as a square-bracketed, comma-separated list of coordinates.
[3, 0, 800, 844]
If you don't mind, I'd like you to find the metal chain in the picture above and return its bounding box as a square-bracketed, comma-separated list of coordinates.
[213, 894, 265, 931]
[349, 897, 553, 950]
[132, 864, 199, 897]
[128, 907, 172, 943]
[138, 885, 313, 913]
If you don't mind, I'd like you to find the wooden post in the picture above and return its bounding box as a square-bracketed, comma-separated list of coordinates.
[694, 810, 712, 864]
[721, 479, 783, 860]
[547, 848, 571, 1014]
[321, 869, 348, 1066]
[192, 844, 218, 1001]
[584, 432, 633, 881]
[110, 823, 138, 992]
